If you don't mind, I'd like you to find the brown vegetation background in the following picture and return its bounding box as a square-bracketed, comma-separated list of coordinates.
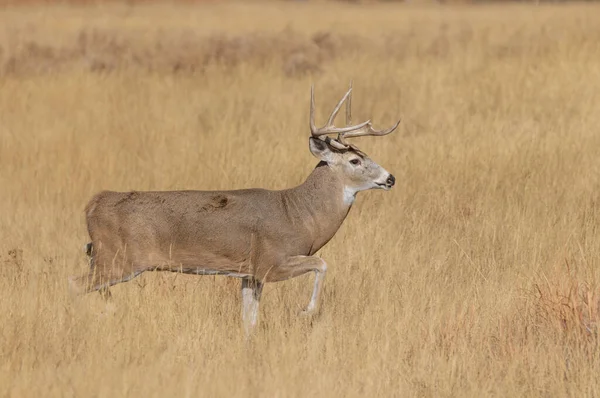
[2, 2, 600, 397]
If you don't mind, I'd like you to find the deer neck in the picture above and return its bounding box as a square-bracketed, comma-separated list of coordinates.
[282, 161, 354, 254]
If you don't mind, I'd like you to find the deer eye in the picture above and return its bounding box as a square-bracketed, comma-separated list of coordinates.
[349, 158, 361, 166]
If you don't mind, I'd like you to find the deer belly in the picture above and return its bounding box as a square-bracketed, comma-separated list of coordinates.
[146, 245, 253, 277]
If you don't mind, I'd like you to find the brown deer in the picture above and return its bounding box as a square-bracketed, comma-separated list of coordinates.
[69, 84, 400, 336]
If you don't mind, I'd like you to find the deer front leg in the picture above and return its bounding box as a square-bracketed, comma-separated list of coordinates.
[269, 255, 328, 316]
[241, 278, 263, 338]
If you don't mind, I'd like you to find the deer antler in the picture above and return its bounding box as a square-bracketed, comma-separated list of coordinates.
[310, 83, 400, 150]
[310, 85, 370, 150]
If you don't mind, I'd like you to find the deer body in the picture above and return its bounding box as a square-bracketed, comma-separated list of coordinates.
[69, 84, 399, 337]
[79, 162, 349, 285]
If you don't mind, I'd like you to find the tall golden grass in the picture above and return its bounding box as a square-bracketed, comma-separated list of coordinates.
[2, 2, 600, 396]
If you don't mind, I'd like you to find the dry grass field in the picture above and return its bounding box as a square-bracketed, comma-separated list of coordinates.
[2, 1, 600, 396]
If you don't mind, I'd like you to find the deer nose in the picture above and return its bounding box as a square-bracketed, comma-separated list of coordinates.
[386, 174, 395, 187]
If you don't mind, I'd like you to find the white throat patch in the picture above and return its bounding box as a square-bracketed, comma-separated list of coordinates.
[343, 186, 358, 205]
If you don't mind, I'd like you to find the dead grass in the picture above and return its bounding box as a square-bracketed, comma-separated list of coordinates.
[2, 2, 600, 397]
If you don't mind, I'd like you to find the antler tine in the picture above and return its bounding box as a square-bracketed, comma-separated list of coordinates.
[310, 85, 317, 135]
[346, 81, 352, 126]
[315, 119, 371, 135]
[326, 87, 352, 128]
[337, 119, 401, 145]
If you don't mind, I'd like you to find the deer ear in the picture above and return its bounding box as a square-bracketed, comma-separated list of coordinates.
[309, 137, 335, 162]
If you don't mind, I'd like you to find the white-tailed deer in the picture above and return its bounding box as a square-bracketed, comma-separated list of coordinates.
[69, 84, 400, 336]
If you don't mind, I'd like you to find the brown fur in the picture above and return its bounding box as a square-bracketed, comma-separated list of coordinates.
[71, 160, 361, 291]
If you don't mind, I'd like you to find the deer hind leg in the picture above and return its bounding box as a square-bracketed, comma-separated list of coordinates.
[241, 278, 263, 338]
[69, 268, 143, 296]
[268, 255, 328, 316]
[78, 242, 113, 299]
[69, 248, 143, 297]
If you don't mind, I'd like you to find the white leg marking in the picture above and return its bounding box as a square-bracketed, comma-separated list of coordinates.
[241, 278, 263, 338]
[302, 259, 327, 315]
